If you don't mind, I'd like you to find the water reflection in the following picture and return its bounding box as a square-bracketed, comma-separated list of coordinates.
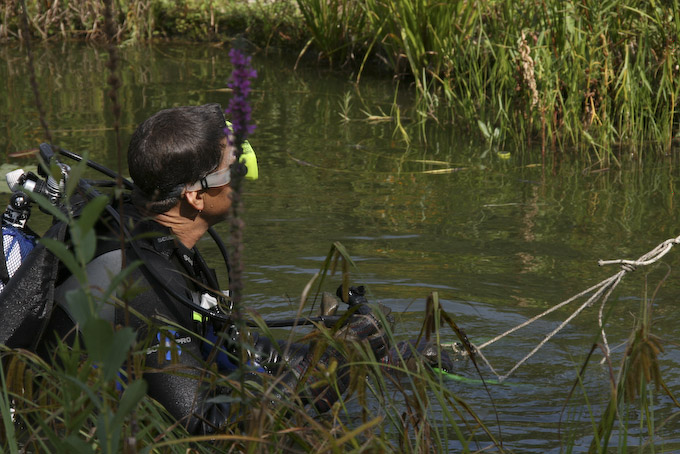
[3, 42, 680, 452]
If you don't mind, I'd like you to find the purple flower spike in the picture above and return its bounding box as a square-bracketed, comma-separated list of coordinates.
[225, 48, 257, 159]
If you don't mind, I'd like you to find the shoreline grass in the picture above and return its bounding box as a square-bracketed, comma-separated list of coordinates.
[3, 0, 680, 162]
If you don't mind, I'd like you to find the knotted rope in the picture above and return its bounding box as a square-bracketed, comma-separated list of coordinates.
[464, 234, 680, 383]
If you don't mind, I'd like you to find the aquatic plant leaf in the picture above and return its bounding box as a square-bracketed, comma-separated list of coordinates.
[97, 408, 123, 454]
[112, 379, 147, 430]
[39, 236, 85, 284]
[64, 153, 89, 200]
[76, 195, 109, 235]
[478, 121, 490, 139]
[65, 287, 94, 325]
[0, 358, 19, 454]
[81, 318, 114, 361]
[64, 434, 95, 454]
[309, 241, 362, 312]
[102, 327, 135, 382]
[334, 415, 383, 447]
[623, 330, 665, 401]
[80, 318, 134, 382]
[75, 228, 98, 266]
[102, 259, 143, 303]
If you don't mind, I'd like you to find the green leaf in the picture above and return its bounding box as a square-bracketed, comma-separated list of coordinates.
[64, 157, 87, 199]
[81, 320, 134, 381]
[0, 361, 18, 454]
[48, 160, 64, 183]
[112, 379, 147, 429]
[102, 327, 135, 381]
[477, 120, 490, 138]
[331, 241, 359, 269]
[77, 228, 98, 265]
[81, 318, 114, 362]
[64, 433, 95, 454]
[76, 195, 109, 235]
[205, 395, 241, 405]
[65, 287, 95, 326]
[103, 259, 143, 302]
[97, 409, 122, 454]
[39, 237, 85, 283]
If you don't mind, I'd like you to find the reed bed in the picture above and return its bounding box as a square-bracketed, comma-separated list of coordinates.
[296, 0, 680, 161]
[4, 0, 679, 160]
[0, 194, 503, 452]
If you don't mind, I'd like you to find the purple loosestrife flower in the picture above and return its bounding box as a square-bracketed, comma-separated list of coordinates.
[224, 47, 257, 317]
[225, 48, 257, 161]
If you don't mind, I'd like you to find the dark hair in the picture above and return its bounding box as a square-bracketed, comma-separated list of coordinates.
[127, 103, 226, 213]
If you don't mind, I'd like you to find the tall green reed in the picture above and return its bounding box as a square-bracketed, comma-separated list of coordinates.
[294, 0, 366, 67]
[1, 0, 302, 45]
[361, 0, 476, 86]
[295, 0, 680, 160]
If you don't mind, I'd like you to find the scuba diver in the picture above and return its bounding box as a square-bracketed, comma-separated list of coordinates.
[0, 103, 453, 435]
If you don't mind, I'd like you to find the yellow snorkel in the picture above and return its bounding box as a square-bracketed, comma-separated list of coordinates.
[240, 138, 258, 180]
[226, 120, 258, 180]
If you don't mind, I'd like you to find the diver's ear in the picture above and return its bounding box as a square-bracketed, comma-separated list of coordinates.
[183, 189, 205, 212]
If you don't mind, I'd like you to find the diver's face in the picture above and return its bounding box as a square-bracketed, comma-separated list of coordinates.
[199, 139, 235, 225]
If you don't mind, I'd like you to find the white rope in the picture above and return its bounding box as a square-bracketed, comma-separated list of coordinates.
[474, 234, 680, 382]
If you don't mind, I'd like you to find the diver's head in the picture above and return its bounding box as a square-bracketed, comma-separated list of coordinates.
[127, 103, 226, 214]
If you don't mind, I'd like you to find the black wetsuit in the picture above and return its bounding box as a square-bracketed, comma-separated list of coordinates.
[40, 201, 237, 434]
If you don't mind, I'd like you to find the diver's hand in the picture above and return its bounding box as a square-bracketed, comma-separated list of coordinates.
[334, 284, 394, 360]
[336, 284, 371, 314]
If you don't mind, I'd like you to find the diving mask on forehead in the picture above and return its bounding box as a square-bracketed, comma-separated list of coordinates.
[185, 138, 258, 192]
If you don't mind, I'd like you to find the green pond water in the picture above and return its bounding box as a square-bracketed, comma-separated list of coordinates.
[2, 42, 680, 452]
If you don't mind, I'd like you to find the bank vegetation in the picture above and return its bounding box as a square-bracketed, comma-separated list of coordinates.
[4, 0, 680, 161]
